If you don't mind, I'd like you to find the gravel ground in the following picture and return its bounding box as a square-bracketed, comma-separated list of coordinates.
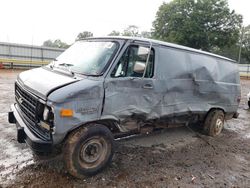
[0, 69, 250, 188]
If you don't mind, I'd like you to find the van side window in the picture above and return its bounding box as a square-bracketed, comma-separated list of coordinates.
[111, 45, 154, 78]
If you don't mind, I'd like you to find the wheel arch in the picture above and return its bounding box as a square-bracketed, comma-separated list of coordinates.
[204, 107, 225, 121]
[62, 117, 121, 144]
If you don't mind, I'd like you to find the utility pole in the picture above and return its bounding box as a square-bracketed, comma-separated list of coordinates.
[238, 27, 245, 64]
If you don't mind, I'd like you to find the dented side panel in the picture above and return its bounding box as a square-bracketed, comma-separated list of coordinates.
[156, 47, 240, 115]
[103, 77, 162, 120]
[102, 44, 240, 125]
[47, 78, 105, 143]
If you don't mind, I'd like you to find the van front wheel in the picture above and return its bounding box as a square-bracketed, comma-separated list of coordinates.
[63, 124, 114, 178]
[203, 110, 225, 137]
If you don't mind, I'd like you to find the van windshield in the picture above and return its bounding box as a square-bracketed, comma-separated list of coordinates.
[54, 41, 119, 76]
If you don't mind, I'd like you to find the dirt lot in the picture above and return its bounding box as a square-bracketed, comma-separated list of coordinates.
[0, 69, 250, 188]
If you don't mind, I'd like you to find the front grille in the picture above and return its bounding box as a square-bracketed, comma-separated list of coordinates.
[15, 83, 51, 141]
[15, 84, 37, 123]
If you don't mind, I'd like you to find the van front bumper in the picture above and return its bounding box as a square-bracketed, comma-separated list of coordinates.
[8, 104, 52, 153]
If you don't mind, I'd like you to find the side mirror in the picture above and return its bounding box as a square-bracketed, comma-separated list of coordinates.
[138, 46, 149, 56]
[133, 61, 145, 73]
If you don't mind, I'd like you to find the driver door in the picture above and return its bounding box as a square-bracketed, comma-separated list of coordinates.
[102, 44, 157, 122]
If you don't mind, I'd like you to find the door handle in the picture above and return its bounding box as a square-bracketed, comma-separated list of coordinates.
[143, 84, 153, 89]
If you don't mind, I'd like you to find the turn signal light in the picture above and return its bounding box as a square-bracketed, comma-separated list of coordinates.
[60, 109, 73, 117]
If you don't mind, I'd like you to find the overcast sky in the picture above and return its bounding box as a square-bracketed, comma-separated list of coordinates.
[0, 0, 249, 46]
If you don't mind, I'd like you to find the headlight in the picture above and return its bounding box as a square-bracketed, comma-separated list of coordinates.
[43, 106, 50, 121]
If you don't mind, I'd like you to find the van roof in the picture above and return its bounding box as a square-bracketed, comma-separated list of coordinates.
[86, 36, 235, 63]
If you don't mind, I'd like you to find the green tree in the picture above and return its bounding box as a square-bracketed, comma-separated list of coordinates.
[42, 39, 69, 48]
[140, 31, 152, 39]
[107, 26, 152, 38]
[152, 0, 243, 51]
[122, 25, 139, 37]
[212, 44, 239, 61]
[242, 25, 250, 63]
[75, 31, 93, 41]
[108, 30, 120, 36]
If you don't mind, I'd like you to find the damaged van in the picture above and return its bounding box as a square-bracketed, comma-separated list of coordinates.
[8, 37, 240, 178]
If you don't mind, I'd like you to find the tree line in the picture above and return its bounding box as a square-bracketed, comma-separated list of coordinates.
[42, 25, 150, 48]
[42, 0, 250, 64]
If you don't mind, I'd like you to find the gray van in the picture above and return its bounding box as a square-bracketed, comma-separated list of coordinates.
[8, 37, 240, 178]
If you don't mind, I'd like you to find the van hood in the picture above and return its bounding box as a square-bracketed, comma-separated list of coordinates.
[17, 67, 79, 100]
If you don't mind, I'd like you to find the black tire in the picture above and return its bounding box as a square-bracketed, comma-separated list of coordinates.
[203, 109, 225, 137]
[63, 124, 114, 178]
[248, 101, 250, 109]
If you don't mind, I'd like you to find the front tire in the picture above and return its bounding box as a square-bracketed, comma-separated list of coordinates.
[203, 109, 225, 137]
[63, 124, 114, 178]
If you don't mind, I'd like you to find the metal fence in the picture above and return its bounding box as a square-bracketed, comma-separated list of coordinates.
[0, 42, 65, 69]
[238, 64, 250, 78]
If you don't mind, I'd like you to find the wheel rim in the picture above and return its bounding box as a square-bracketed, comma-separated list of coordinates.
[79, 137, 108, 168]
[214, 118, 223, 135]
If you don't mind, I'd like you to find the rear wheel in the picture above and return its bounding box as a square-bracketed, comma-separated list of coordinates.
[203, 109, 225, 137]
[63, 124, 114, 178]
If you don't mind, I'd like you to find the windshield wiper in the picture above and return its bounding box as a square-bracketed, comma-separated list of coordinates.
[56, 63, 99, 77]
[58, 63, 74, 67]
[57, 63, 75, 76]
[73, 70, 99, 77]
